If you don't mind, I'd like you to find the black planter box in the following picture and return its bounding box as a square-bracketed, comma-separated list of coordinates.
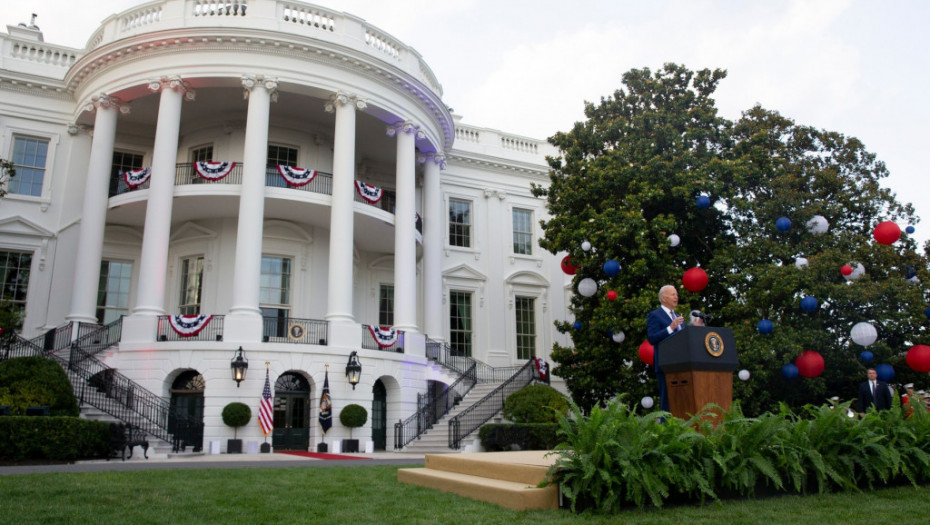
[260, 442, 271, 453]
[341, 439, 359, 453]
[227, 439, 243, 454]
[317, 442, 328, 453]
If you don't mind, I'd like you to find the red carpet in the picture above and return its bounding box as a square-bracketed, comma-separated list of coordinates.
[276, 451, 369, 460]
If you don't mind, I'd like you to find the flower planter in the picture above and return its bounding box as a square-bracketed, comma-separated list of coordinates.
[226, 439, 242, 454]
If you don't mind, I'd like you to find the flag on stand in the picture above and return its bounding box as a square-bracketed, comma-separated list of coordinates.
[319, 368, 332, 435]
[258, 366, 274, 436]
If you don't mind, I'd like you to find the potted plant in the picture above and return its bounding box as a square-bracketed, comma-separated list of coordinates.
[222, 402, 251, 454]
[339, 403, 368, 453]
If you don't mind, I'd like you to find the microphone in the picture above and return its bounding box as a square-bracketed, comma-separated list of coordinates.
[691, 310, 712, 323]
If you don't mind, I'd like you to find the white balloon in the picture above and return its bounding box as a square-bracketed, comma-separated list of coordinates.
[577, 277, 598, 297]
[668, 234, 680, 247]
[738, 369, 750, 381]
[806, 215, 830, 234]
[581, 240, 592, 251]
[851, 322, 878, 347]
[641, 396, 654, 409]
[845, 262, 866, 281]
[846, 409, 856, 418]
[612, 331, 626, 343]
[795, 257, 809, 269]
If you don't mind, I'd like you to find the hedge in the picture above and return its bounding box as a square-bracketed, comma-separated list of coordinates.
[0, 417, 111, 461]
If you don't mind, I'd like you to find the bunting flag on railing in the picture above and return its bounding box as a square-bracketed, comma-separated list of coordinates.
[533, 356, 550, 384]
[368, 325, 398, 347]
[123, 167, 152, 188]
[277, 165, 318, 187]
[354, 180, 383, 204]
[194, 161, 236, 181]
[168, 314, 214, 337]
[415, 213, 422, 244]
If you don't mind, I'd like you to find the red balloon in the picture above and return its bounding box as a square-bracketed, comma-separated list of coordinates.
[795, 350, 825, 378]
[560, 255, 577, 275]
[840, 264, 853, 276]
[873, 221, 901, 245]
[682, 267, 708, 292]
[906, 344, 930, 373]
[638, 340, 654, 366]
[607, 290, 618, 301]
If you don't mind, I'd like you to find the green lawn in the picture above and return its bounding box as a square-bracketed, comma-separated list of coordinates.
[0, 465, 927, 524]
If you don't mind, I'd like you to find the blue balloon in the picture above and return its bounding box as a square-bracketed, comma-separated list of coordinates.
[782, 363, 799, 379]
[757, 319, 774, 335]
[875, 363, 895, 382]
[573, 321, 582, 331]
[925, 306, 930, 320]
[603, 259, 621, 277]
[800, 295, 819, 312]
[696, 195, 711, 209]
[860, 350, 874, 363]
[776, 217, 792, 232]
[905, 266, 917, 279]
[906, 225, 916, 234]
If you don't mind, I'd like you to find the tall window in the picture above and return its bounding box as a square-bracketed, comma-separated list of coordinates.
[449, 291, 472, 357]
[111, 151, 144, 194]
[449, 199, 471, 247]
[267, 145, 298, 167]
[515, 296, 536, 360]
[96, 260, 132, 324]
[190, 145, 213, 162]
[0, 251, 31, 313]
[178, 256, 204, 315]
[261, 256, 292, 337]
[512, 208, 533, 255]
[378, 284, 394, 326]
[9, 136, 49, 196]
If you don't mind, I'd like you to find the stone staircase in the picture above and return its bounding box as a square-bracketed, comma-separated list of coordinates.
[400, 381, 503, 454]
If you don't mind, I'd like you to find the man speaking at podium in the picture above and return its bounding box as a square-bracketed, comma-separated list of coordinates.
[646, 285, 686, 412]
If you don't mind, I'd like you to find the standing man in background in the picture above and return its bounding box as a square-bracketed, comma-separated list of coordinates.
[858, 367, 892, 414]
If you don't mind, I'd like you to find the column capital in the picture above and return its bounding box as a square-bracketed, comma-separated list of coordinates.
[324, 91, 367, 113]
[386, 120, 425, 139]
[417, 152, 447, 170]
[147, 76, 196, 101]
[241, 74, 279, 102]
[83, 93, 130, 115]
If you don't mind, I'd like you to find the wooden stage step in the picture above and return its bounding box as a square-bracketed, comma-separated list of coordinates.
[397, 451, 559, 510]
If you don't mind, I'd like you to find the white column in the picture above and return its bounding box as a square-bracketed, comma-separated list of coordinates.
[421, 152, 445, 340]
[324, 92, 366, 325]
[132, 76, 194, 316]
[67, 95, 128, 324]
[388, 122, 421, 333]
[225, 75, 278, 341]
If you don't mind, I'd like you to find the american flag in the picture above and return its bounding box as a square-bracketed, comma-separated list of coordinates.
[258, 367, 274, 436]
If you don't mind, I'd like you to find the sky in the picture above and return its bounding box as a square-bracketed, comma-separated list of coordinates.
[3, 0, 928, 243]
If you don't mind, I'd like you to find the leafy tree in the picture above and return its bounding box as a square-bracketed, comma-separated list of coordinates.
[0, 300, 24, 346]
[0, 356, 79, 416]
[0, 158, 15, 198]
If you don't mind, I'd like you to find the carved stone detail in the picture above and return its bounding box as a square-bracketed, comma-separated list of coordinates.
[148, 76, 196, 101]
[242, 75, 279, 102]
[386, 120, 423, 139]
[83, 93, 130, 115]
[324, 91, 367, 113]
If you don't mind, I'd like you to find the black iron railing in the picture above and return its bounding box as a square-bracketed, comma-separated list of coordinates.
[425, 339, 522, 382]
[265, 166, 333, 195]
[0, 322, 72, 359]
[447, 359, 535, 449]
[156, 315, 224, 342]
[394, 362, 477, 449]
[262, 316, 328, 345]
[361, 325, 404, 352]
[73, 317, 123, 358]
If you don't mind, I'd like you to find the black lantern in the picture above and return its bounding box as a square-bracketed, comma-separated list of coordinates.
[345, 351, 362, 390]
[230, 346, 248, 387]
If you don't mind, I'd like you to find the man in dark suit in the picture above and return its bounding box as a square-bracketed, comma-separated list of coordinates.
[858, 367, 892, 413]
[646, 285, 686, 412]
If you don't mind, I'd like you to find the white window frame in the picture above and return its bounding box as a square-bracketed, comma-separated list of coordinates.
[2, 128, 60, 207]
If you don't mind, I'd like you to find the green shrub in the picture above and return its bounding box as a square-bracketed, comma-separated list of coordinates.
[0, 300, 23, 346]
[339, 404, 367, 440]
[221, 402, 251, 439]
[503, 384, 569, 423]
[0, 356, 79, 416]
[0, 417, 111, 461]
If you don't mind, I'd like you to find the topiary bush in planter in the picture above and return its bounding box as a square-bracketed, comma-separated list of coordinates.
[503, 384, 569, 424]
[339, 404, 368, 453]
[222, 402, 251, 453]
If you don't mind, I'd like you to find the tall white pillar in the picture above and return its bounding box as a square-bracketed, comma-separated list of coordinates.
[67, 94, 128, 324]
[324, 92, 366, 325]
[132, 77, 194, 316]
[388, 122, 421, 333]
[225, 75, 277, 341]
[421, 152, 445, 340]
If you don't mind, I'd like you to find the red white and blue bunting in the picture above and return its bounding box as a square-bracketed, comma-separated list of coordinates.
[355, 181, 383, 204]
[123, 167, 152, 188]
[533, 357, 550, 384]
[168, 314, 214, 337]
[415, 213, 422, 244]
[368, 325, 398, 348]
[194, 161, 236, 181]
[277, 165, 318, 187]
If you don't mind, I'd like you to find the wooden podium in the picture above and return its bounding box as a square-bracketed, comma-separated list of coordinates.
[656, 326, 738, 419]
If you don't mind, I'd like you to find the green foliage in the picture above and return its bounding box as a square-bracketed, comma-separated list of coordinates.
[537, 63, 930, 414]
[339, 403, 368, 428]
[0, 157, 15, 198]
[0, 417, 111, 461]
[478, 423, 560, 451]
[502, 384, 569, 423]
[0, 356, 79, 416]
[0, 300, 24, 346]
[221, 402, 251, 439]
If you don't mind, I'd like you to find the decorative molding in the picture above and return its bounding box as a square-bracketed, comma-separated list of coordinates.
[386, 120, 425, 140]
[147, 75, 196, 101]
[82, 93, 130, 114]
[324, 91, 367, 113]
[417, 152, 447, 170]
[241, 74, 279, 102]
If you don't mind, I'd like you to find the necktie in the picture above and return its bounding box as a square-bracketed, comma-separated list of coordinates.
[670, 311, 678, 331]
[871, 381, 876, 397]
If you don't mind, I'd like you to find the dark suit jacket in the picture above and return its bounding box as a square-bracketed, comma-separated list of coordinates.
[858, 380, 892, 411]
[646, 307, 678, 346]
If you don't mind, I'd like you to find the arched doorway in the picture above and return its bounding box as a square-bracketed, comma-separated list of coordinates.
[272, 372, 311, 451]
[372, 380, 387, 450]
[169, 370, 204, 452]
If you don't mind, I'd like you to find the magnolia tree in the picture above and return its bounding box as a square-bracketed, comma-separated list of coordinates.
[0, 158, 14, 198]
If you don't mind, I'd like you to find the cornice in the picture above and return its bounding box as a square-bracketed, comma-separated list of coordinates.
[0, 76, 73, 102]
[446, 151, 551, 179]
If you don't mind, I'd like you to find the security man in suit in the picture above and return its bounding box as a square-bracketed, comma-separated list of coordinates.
[858, 367, 892, 414]
[646, 285, 686, 412]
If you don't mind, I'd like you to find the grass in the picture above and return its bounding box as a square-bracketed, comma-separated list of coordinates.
[0, 465, 929, 524]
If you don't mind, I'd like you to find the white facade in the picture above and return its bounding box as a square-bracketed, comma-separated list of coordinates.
[0, 0, 570, 451]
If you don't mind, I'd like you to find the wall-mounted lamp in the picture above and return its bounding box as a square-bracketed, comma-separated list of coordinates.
[345, 351, 362, 390]
[230, 346, 249, 387]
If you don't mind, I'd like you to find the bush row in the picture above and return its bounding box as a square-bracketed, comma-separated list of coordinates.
[549, 399, 930, 512]
[0, 417, 112, 461]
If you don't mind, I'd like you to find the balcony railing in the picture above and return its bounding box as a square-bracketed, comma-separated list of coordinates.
[361, 325, 404, 352]
[262, 316, 328, 345]
[156, 315, 225, 342]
